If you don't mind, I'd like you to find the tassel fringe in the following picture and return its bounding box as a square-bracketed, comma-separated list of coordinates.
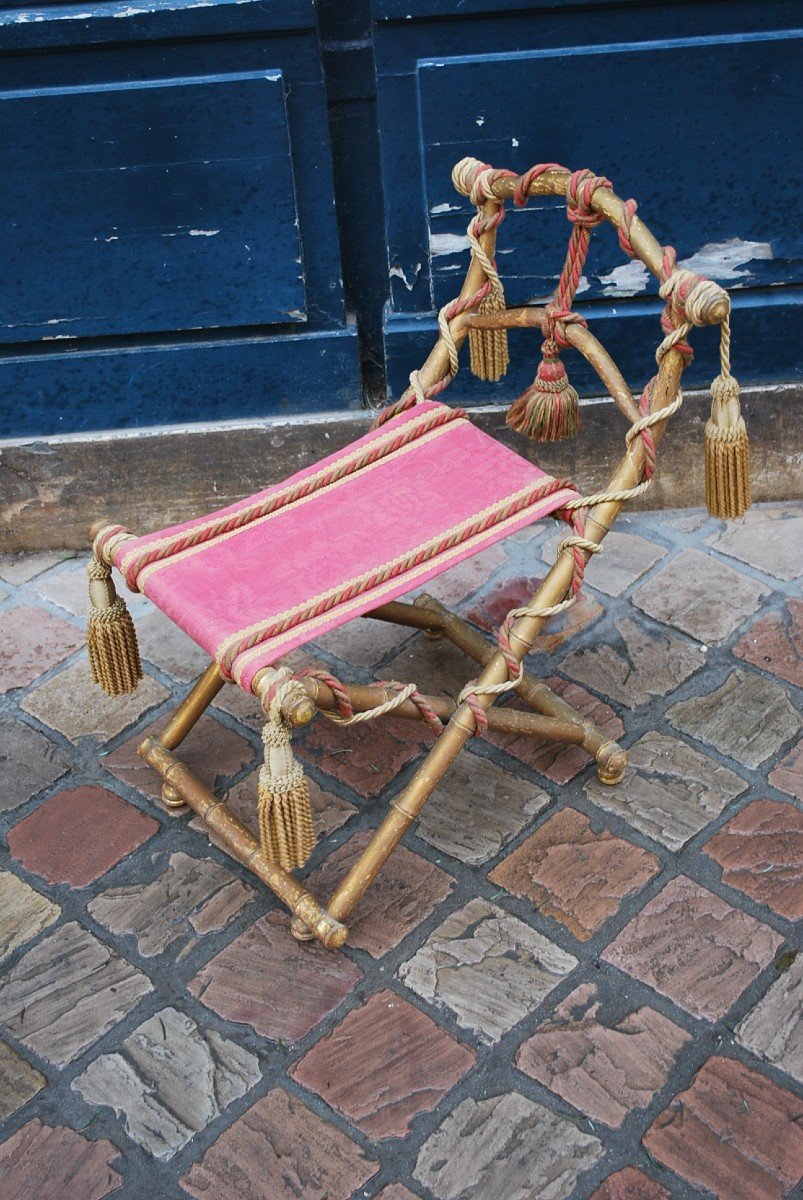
[507, 339, 579, 442]
[705, 373, 751, 519]
[87, 556, 142, 696]
[469, 287, 509, 382]
[257, 713, 315, 871]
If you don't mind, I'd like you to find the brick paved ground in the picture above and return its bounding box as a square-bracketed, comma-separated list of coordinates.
[0, 502, 801, 1199]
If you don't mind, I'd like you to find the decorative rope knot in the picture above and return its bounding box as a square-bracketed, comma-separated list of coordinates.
[257, 667, 315, 872]
[545, 304, 588, 349]
[451, 157, 515, 206]
[566, 169, 612, 228]
[513, 162, 567, 208]
[659, 266, 724, 329]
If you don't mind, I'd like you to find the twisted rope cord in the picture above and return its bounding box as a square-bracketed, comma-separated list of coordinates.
[457, 287, 690, 732]
[618, 198, 638, 258]
[218, 474, 573, 677]
[376, 160, 520, 429]
[261, 666, 307, 721]
[121, 405, 465, 588]
[369, 163, 721, 734]
[295, 668, 442, 731]
[297, 668, 354, 719]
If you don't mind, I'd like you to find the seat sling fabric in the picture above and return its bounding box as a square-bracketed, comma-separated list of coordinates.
[111, 402, 580, 691]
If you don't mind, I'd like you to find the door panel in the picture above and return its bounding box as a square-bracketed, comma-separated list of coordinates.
[1, 71, 304, 345]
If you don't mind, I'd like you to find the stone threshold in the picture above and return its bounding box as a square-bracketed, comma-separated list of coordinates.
[1, 382, 798, 552]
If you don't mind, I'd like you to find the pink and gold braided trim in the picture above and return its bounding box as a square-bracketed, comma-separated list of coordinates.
[220, 474, 573, 683]
[229, 482, 577, 689]
[118, 402, 466, 589]
[132, 420, 464, 593]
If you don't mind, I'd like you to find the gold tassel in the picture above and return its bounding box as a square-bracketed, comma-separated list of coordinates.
[469, 284, 509, 382]
[257, 710, 315, 872]
[87, 554, 142, 696]
[506, 339, 579, 442]
[705, 373, 751, 519]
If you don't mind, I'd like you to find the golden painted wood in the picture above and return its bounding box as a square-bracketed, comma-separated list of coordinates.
[159, 662, 226, 751]
[138, 735, 347, 949]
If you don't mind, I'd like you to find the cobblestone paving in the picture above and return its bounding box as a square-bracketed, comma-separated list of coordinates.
[0, 503, 802, 1199]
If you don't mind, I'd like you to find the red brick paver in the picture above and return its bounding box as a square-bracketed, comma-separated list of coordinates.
[517, 983, 690, 1127]
[298, 716, 424, 798]
[604, 875, 784, 1020]
[704, 798, 803, 920]
[189, 912, 363, 1042]
[303, 830, 454, 956]
[770, 737, 803, 800]
[8, 786, 158, 887]
[588, 1167, 670, 1200]
[489, 807, 660, 940]
[488, 677, 624, 784]
[0, 606, 84, 693]
[733, 598, 803, 688]
[644, 1055, 803, 1199]
[103, 714, 255, 799]
[468, 574, 603, 651]
[0, 1119, 122, 1200]
[291, 989, 475, 1139]
[181, 1087, 379, 1200]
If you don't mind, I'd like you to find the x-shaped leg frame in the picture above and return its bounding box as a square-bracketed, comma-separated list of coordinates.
[138, 581, 628, 951]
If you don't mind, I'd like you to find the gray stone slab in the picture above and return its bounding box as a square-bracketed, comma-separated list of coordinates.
[313, 614, 413, 669]
[0, 1040, 46, 1121]
[414, 1091, 603, 1200]
[667, 669, 801, 768]
[88, 851, 254, 958]
[416, 754, 550, 865]
[385, 633, 478, 699]
[736, 955, 803, 1085]
[707, 503, 803, 581]
[633, 548, 769, 644]
[21, 658, 170, 743]
[133, 607, 210, 682]
[560, 615, 704, 710]
[0, 716, 70, 812]
[585, 730, 746, 851]
[0, 551, 74, 585]
[542, 529, 666, 596]
[399, 898, 577, 1043]
[0, 871, 60, 963]
[0, 921, 152, 1065]
[73, 1006, 260, 1160]
[34, 557, 151, 620]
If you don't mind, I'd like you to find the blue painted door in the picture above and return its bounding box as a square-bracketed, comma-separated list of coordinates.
[0, 0, 361, 436]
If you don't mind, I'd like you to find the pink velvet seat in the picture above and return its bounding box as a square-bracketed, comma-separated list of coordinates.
[110, 402, 578, 691]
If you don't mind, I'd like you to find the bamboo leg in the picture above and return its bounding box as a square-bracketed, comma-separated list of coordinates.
[159, 663, 226, 751]
[326, 721, 471, 924]
[138, 737, 347, 948]
[146, 662, 227, 809]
